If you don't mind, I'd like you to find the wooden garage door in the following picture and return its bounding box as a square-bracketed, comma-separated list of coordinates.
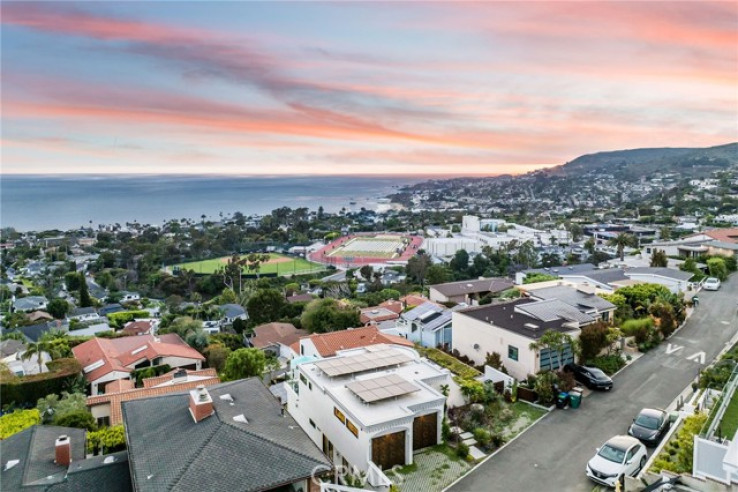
[413, 413, 438, 450]
[372, 431, 406, 470]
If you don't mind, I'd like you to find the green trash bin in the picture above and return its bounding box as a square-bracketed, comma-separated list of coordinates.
[569, 390, 582, 409]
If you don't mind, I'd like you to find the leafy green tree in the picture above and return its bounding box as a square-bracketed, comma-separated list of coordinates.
[0, 409, 41, 439]
[87, 425, 126, 455]
[649, 249, 668, 268]
[46, 298, 70, 319]
[219, 287, 238, 305]
[54, 410, 97, 431]
[246, 289, 287, 325]
[707, 257, 728, 281]
[450, 249, 470, 276]
[204, 343, 231, 372]
[64, 272, 82, 291]
[426, 264, 450, 285]
[22, 340, 60, 373]
[406, 254, 432, 286]
[223, 348, 266, 381]
[300, 298, 360, 333]
[578, 321, 611, 362]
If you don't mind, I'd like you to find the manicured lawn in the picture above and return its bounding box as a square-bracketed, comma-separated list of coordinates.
[719, 390, 738, 439]
[175, 253, 324, 276]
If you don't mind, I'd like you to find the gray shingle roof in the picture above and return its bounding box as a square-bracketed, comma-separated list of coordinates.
[515, 298, 595, 324]
[528, 285, 616, 312]
[523, 263, 598, 277]
[402, 302, 452, 333]
[0, 425, 86, 490]
[625, 267, 695, 281]
[559, 268, 629, 285]
[70, 307, 97, 317]
[431, 277, 514, 297]
[13, 297, 48, 312]
[218, 304, 246, 319]
[48, 451, 131, 492]
[122, 378, 331, 492]
[457, 299, 578, 340]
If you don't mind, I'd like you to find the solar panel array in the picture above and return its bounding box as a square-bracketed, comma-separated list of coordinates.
[347, 373, 420, 403]
[316, 348, 413, 377]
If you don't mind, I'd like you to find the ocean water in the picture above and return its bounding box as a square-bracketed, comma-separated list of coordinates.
[0, 175, 421, 232]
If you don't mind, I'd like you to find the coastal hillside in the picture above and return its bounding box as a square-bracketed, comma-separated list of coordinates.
[548, 142, 738, 180]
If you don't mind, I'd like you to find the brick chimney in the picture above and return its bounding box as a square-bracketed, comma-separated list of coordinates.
[189, 385, 214, 423]
[55, 435, 71, 466]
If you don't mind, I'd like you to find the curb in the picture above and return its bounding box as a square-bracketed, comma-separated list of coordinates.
[441, 408, 553, 492]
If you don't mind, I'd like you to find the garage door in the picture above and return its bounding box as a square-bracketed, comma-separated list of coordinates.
[372, 431, 406, 470]
[413, 413, 438, 450]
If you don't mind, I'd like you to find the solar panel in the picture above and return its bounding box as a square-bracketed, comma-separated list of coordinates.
[315, 347, 413, 377]
[347, 374, 420, 403]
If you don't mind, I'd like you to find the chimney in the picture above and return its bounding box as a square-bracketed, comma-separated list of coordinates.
[55, 435, 71, 466]
[189, 385, 214, 423]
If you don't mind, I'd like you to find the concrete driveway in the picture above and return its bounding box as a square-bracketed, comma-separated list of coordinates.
[449, 276, 738, 492]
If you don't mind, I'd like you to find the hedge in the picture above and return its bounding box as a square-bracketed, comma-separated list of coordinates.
[0, 409, 41, 439]
[107, 311, 150, 328]
[87, 425, 127, 454]
[0, 358, 82, 408]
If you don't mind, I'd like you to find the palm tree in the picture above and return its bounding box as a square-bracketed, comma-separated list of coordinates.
[529, 330, 574, 371]
[22, 341, 60, 374]
[608, 233, 637, 261]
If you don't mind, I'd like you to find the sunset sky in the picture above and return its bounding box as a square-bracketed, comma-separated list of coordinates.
[2, 1, 736, 175]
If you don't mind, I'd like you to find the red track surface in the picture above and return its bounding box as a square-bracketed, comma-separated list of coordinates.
[309, 234, 423, 267]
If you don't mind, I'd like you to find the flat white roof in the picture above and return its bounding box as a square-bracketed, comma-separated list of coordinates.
[301, 345, 448, 427]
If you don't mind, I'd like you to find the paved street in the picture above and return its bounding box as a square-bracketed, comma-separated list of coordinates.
[449, 277, 738, 492]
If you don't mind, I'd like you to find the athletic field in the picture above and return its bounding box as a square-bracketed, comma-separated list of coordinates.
[174, 253, 324, 276]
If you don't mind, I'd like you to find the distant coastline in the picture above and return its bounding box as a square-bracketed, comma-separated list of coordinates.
[0, 174, 430, 232]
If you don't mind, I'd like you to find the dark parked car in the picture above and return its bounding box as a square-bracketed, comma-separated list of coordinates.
[564, 364, 613, 391]
[628, 408, 671, 446]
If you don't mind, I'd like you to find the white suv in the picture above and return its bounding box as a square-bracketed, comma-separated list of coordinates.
[704, 277, 721, 291]
[587, 435, 647, 488]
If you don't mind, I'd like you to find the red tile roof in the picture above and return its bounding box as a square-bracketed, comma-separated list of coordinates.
[379, 299, 403, 314]
[298, 326, 413, 357]
[142, 368, 218, 388]
[359, 307, 400, 325]
[704, 227, 738, 244]
[400, 294, 431, 308]
[121, 321, 152, 336]
[250, 322, 308, 349]
[72, 334, 205, 382]
[87, 375, 220, 425]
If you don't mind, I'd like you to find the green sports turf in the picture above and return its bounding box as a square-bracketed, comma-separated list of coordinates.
[175, 253, 323, 275]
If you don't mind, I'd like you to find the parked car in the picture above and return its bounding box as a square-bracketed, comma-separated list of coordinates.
[628, 408, 671, 446]
[586, 435, 647, 488]
[704, 277, 721, 291]
[564, 363, 613, 390]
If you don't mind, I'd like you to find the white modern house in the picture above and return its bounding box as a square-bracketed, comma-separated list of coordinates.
[623, 267, 695, 294]
[287, 344, 449, 481]
[452, 299, 582, 380]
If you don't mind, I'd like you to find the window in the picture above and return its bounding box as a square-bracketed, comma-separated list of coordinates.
[97, 416, 110, 427]
[300, 345, 304, 355]
[346, 419, 359, 438]
[625, 447, 637, 463]
[334, 407, 346, 424]
[300, 373, 308, 386]
[309, 419, 316, 429]
[508, 345, 519, 361]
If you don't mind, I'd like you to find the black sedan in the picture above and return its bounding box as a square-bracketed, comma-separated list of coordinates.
[628, 408, 671, 446]
[564, 364, 613, 390]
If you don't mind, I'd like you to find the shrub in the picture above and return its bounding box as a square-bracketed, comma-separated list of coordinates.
[587, 355, 626, 375]
[0, 409, 40, 439]
[579, 321, 611, 361]
[87, 425, 126, 454]
[651, 413, 707, 474]
[473, 427, 492, 447]
[0, 358, 83, 408]
[534, 371, 559, 405]
[707, 257, 728, 281]
[54, 410, 97, 431]
[621, 318, 654, 340]
[107, 310, 150, 329]
[456, 442, 469, 459]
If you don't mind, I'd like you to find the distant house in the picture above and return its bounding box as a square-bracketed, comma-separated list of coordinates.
[86, 280, 107, 302]
[13, 296, 48, 312]
[69, 306, 100, 322]
[623, 267, 694, 294]
[99, 303, 125, 316]
[217, 304, 248, 324]
[0, 425, 131, 491]
[285, 293, 314, 304]
[396, 302, 452, 349]
[452, 299, 582, 380]
[26, 310, 53, 323]
[121, 320, 153, 336]
[118, 291, 141, 303]
[523, 284, 617, 323]
[19, 320, 66, 343]
[515, 263, 598, 285]
[87, 368, 220, 426]
[202, 320, 221, 335]
[248, 322, 307, 358]
[359, 306, 400, 325]
[293, 325, 414, 359]
[72, 334, 205, 395]
[121, 378, 331, 492]
[0, 339, 51, 376]
[429, 277, 514, 304]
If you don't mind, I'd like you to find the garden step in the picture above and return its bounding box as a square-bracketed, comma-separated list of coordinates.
[459, 432, 474, 440]
[450, 426, 463, 435]
[462, 437, 478, 447]
[468, 446, 486, 461]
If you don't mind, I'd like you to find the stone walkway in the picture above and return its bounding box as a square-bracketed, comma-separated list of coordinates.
[392, 449, 471, 492]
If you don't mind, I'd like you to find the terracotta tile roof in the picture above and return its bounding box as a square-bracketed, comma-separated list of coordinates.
[72, 334, 205, 383]
[704, 227, 738, 244]
[250, 322, 308, 349]
[121, 320, 152, 336]
[142, 368, 218, 388]
[87, 376, 221, 425]
[299, 325, 414, 357]
[400, 294, 431, 308]
[379, 299, 404, 314]
[27, 311, 53, 323]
